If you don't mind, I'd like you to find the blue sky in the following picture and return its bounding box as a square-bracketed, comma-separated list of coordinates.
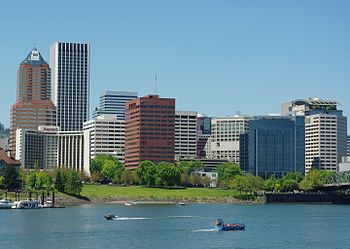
[1, 0, 350, 128]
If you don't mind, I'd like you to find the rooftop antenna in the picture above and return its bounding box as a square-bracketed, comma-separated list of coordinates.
[154, 74, 158, 95]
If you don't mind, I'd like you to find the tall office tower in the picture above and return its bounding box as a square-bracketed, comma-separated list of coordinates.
[92, 91, 137, 119]
[248, 116, 305, 178]
[125, 95, 175, 169]
[205, 115, 250, 164]
[196, 114, 211, 157]
[50, 42, 90, 131]
[10, 48, 56, 157]
[175, 111, 197, 160]
[282, 98, 347, 172]
[83, 114, 125, 176]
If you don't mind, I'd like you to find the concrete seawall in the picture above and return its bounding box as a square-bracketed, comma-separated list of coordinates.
[265, 193, 350, 204]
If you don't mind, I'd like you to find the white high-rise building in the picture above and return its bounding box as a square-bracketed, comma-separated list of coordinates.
[50, 42, 90, 131]
[206, 116, 250, 163]
[83, 114, 125, 176]
[175, 111, 197, 160]
[92, 91, 137, 120]
[16, 126, 84, 173]
[283, 98, 347, 173]
[305, 114, 347, 172]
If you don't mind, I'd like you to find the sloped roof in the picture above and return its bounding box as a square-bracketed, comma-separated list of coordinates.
[0, 148, 20, 165]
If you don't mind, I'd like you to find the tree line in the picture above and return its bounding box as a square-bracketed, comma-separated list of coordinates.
[0, 164, 83, 196]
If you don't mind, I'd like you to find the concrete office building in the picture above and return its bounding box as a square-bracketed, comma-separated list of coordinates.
[125, 95, 175, 169]
[248, 116, 305, 178]
[50, 42, 90, 131]
[10, 48, 56, 156]
[92, 91, 137, 120]
[16, 126, 84, 173]
[205, 115, 250, 164]
[282, 98, 347, 173]
[83, 114, 125, 176]
[57, 130, 84, 173]
[175, 111, 197, 160]
[16, 126, 58, 169]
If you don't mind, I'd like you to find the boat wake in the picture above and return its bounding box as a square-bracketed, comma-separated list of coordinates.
[111, 215, 200, 221]
[113, 217, 149, 220]
[191, 228, 217, 233]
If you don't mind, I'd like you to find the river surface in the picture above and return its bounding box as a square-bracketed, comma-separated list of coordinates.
[0, 203, 350, 249]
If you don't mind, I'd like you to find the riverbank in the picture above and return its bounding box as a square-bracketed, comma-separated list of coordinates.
[55, 184, 260, 206]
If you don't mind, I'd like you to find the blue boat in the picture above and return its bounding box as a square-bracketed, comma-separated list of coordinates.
[212, 219, 245, 231]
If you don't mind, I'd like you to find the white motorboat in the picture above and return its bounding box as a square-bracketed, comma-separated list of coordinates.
[11, 200, 40, 209]
[0, 199, 13, 209]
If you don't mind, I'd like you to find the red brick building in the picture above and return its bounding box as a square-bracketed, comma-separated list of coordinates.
[125, 95, 175, 169]
[10, 48, 56, 156]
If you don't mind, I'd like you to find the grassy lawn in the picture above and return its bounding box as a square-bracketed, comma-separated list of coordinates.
[81, 184, 240, 200]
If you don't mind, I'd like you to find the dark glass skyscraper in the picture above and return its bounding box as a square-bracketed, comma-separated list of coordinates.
[248, 116, 305, 178]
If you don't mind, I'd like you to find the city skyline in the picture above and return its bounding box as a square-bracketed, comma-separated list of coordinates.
[1, 1, 350, 129]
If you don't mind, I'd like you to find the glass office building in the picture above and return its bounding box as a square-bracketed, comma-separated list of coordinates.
[248, 116, 305, 178]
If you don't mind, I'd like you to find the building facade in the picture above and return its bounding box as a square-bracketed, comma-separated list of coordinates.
[175, 111, 197, 160]
[196, 114, 211, 157]
[10, 48, 56, 156]
[50, 42, 90, 131]
[205, 115, 250, 164]
[92, 90, 137, 120]
[125, 95, 175, 169]
[305, 114, 347, 172]
[282, 98, 347, 173]
[84, 114, 125, 176]
[248, 116, 305, 178]
[16, 127, 84, 173]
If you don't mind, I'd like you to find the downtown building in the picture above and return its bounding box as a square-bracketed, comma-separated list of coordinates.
[205, 115, 250, 164]
[196, 113, 211, 158]
[175, 111, 197, 160]
[16, 126, 84, 172]
[92, 90, 137, 120]
[83, 114, 125, 176]
[247, 116, 305, 178]
[124, 95, 175, 169]
[10, 48, 56, 157]
[50, 42, 90, 131]
[282, 98, 347, 172]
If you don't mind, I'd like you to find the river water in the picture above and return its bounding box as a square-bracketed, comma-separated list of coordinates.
[0, 203, 349, 249]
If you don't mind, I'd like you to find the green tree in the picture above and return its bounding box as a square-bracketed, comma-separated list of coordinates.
[299, 169, 335, 191]
[137, 160, 157, 186]
[264, 175, 278, 191]
[101, 158, 123, 183]
[120, 170, 139, 185]
[155, 162, 181, 187]
[55, 170, 66, 192]
[90, 155, 106, 173]
[190, 174, 202, 187]
[282, 179, 299, 192]
[28, 171, 37, 190]
[217, 162, 243, 181]
[180, 173, 190, 187]
[64, 170, 83, 195]
[282, 172, 304, 183]
[229, 175, 249, 193]
[3, 165, 20, 191]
